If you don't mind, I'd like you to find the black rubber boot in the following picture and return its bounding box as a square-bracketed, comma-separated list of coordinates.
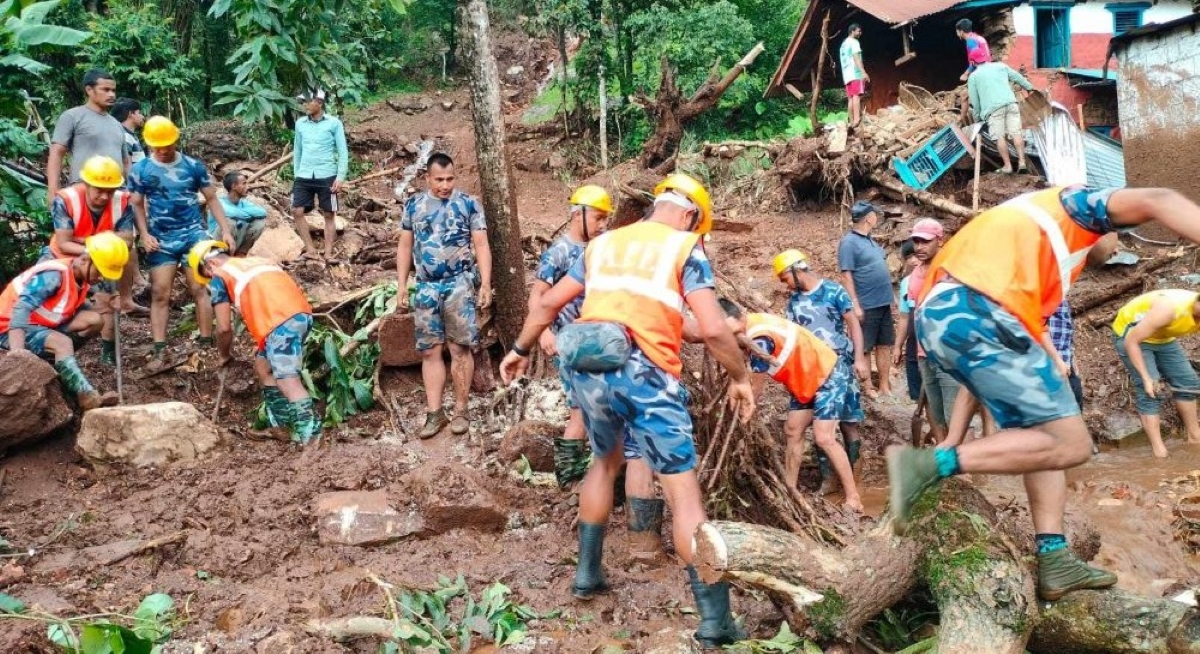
[816, 449, 841, 495]
[687, 565, 746, 649]
[572, 522, 611, 600]
[627, 497, 665, 561]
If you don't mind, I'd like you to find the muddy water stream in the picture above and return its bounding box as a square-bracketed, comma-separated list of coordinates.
[860, 435, 1200, 596]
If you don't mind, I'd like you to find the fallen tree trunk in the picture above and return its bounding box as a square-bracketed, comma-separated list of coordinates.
[693, 480, 1196, 652]
[636, 42, 765, 169]
[1073, 252, 1184, 318]
[866, 173, 976, 220]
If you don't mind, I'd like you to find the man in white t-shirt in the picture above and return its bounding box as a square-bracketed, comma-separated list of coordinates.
[839, 23, 870, 128]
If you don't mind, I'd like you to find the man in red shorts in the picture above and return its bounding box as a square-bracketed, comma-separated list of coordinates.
[839, 23, 869, 128]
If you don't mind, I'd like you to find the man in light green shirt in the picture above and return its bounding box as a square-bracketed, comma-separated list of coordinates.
[291, 88, 349, 260]
[967, 61, 1035, 174]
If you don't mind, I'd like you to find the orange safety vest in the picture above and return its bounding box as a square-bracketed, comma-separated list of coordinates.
[50, 184, 130, 258]
[746, 313, 838, 403]
[212, 257, 312, 347]
[578, 221, 700, 377]
[919, 187, 1102, 338]
[0, 258, 88, 333]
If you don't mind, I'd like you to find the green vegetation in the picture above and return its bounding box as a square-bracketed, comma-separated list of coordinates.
[725, 623, 824, 653]
[806, 587, 846, 641]
[0, 591, 178, 654]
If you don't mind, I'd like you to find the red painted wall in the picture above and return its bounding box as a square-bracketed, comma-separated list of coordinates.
[1005, 34, 1118, 128]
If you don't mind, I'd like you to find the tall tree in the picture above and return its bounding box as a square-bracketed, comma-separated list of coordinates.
[460, 0, 527, 344]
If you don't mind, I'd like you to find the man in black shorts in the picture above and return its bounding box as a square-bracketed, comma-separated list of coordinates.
[837, 201, 896, 398]
[291, 88, 348, 261]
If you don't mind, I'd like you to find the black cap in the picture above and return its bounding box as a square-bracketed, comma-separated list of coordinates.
[850, 200, 881, 222]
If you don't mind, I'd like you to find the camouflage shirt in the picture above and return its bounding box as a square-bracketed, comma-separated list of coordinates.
[401, 190, 487, 282]
[535, 235, 586, 333]
[785, 279, 855, 359]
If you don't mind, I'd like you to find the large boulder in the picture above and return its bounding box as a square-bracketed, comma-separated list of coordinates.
[0, 350, 74, 453]
[498, 420, 559, 472]
[76, 402, 221, 468]
[248, 224, 304, 263]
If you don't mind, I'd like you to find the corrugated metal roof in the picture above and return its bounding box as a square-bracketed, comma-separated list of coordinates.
[845, 0, 967, 24]
[1083, 131, 1126, 188]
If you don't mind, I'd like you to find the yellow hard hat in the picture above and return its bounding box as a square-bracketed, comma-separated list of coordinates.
[79, 156, 124, 189]
[187, 240, 229, 285]
[84, 232, 130, 281]
[772, 249, 809, 277]
[569, 185, 613, 214]
[143, 115, 180, 147]
[654, 173, 712, 235]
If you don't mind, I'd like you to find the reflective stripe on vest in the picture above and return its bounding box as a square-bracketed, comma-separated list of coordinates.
[52, 186, 127, 257]
[0, 259, 85, 330]
[585, 229, 694, 314]
[1008, 192, 1092, 297]
[219, 262, 285, 313]
[746, 321, 796, 377]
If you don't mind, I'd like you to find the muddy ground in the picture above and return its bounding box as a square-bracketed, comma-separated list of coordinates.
[4, 30, 1200, 653]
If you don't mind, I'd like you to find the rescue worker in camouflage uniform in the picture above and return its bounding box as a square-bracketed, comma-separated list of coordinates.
[0, 232, 129, 410]
[130, 116, 234, 366]
[532, 185, 667, 558]
[892, 185, 1200, 601]
[396, 153, 493, 438]
[501, 174, 755, 649]
[189, 240, 320, 443]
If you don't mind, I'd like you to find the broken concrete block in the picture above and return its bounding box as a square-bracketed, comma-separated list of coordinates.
[314, 490, 424, 546]
[76, 402, 221, 468]
[378, 313, 423, 368]
[498, 420, 559, 472]
[0, 350, 75, 454]
[407, 463, 506, 534]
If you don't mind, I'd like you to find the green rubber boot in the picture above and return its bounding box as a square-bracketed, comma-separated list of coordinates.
[553, 438, 590, 488]
[886, 445, 942, 536]
[263, 387, 291, 428]
[1037, 549, 1118, 601]
[687, 565, 746, 649]
[572, 522, 611, 600]
[627, 497, 665, 561]
[99, 340, 116, 367]
[289, 398, 322, 445]
[816, 449, 841, 496]
[55, 355, 96, 397]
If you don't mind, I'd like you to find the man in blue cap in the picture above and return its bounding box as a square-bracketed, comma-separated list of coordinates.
[838, 200, 896, 398]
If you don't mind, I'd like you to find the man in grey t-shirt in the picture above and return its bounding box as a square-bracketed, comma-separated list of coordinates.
[837, 200, 896, 398]
[48, 69, 128, 207]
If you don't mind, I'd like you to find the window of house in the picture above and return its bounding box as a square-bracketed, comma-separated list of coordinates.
[1107, 3, 1149, 34]
[1034, 6, 1071, 69]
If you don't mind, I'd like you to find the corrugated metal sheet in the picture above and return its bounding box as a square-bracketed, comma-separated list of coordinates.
[1082, 131, 1126, 188]
[845, 0, 966, 25]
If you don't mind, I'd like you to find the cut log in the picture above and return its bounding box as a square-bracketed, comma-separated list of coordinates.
[1073, 253, 1183, 318]
[866, 173, 976, 220]
[691, 480, 1195, 651]
[809, 11, 830, 134]
[343, 165, 402, 188]
[246, 152, 292, 183]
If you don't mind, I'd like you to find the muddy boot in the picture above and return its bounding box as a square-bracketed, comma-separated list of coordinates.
[687, 565, 745, 649]
[99, 340, 116, 367]
[886, 446, 943, 536]
[289, 398, 322, 445]
[626, 497, 665, 563]
[1037, 549, 1118, 601]
[572, 522, 611, 600]
[56, 356, 106, 410]
[263, 387, 291, 428]
[553, 438, 590, 488]
[419, 409, 448, 440]
[816, 451, 841, 496]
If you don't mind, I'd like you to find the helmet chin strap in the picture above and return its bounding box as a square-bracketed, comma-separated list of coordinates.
[581, 207, 590, 242]
[791, 266, 801, 289]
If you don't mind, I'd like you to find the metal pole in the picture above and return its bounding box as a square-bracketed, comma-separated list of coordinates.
[114, 306, 123, 405]
[599, 63, 608, 170]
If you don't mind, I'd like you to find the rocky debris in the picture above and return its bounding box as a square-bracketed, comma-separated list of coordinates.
[255, 631, 298, 654]
[0, 350, 74, 454]
[378, 313, 423, 368]
[248, 224, 305, 263]
[441, 100, 456, 112]
[18, 587, 74, 614]
[498, 420, 558, 472]
[505, 65, 525, 80]
[314, 490, 424, 546]
[385, 95, 433, 115]
[76, 402, 222, 468]
[546, 153, 567, 170]
[303, 212, 349, 233]
[406, 463, 506, 535]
